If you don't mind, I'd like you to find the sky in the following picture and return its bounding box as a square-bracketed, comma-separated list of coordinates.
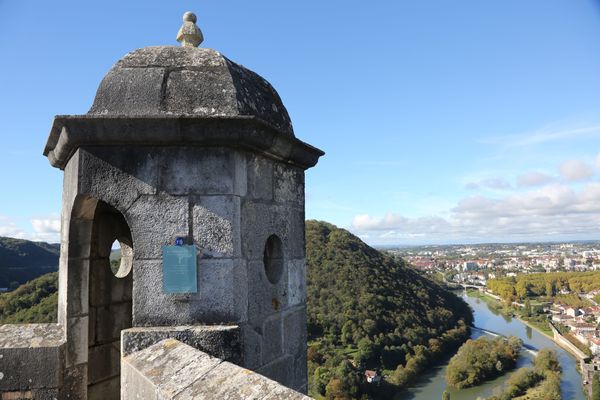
[1, 1, 600, 245]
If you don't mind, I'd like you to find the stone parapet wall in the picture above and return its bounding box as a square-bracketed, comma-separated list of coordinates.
[0, 324, 65, 399]
[121, 338, 312, 400]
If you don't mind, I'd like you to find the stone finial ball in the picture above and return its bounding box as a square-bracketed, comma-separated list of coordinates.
[183, 12, 197, 23]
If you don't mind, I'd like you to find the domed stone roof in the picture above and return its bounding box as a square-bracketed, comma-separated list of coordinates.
[88, 46, 294, 136]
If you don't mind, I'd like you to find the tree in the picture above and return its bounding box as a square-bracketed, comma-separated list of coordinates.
[523, 299, 532, 317]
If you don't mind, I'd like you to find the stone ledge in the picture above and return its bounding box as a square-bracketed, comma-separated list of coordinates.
[121, 325, 241, 364]
[0, 324, 64, 349]
[122, 338, 312, 400]
[0, 324, 66, 391]
[44, 116, 324, 170]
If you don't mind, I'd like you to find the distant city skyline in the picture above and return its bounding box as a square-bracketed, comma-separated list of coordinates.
[1, 1, 600, 245]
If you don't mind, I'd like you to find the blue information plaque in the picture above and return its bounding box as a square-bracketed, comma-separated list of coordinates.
[162, 245, 198, 294]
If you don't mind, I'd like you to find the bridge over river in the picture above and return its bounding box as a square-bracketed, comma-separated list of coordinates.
[471, 326, 539, 356]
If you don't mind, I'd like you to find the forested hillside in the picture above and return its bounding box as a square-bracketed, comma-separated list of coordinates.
[306, 220, 473, 399]
[0, 271, 58, 323]
[0, 236, 59, 288]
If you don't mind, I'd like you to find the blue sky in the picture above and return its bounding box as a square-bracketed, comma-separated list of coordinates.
[2, 1, 600, 245]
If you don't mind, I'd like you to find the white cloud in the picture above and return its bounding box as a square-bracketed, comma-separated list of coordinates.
[463, 178, 511, 191]
[351, 183, 600, 244]
[0, 216, 27, 239]
[559, 159, 594, 181]
[517, 171, 554, 188]
[30, 216, 61, 242]
[480, 178, 511, 190]
[31, 217, 61, 234]
[486, 123, 600, 148]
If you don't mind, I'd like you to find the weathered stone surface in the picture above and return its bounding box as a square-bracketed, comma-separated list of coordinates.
[65, 316, 88, 368]
[121, 339, 311, 400]
[121, 325, 240, 363]
[89, 67, 165, 116]
[287, 259, 306, 307]
[261, 316, 283, 364]
[283, 306, 307, 358]
[274, 163, 305, 205]
[192, 195, 241, 258]
[242, 202, 305, 261]
[59, 364, 86, 400]
[256, 354, 295, 389]
[247, 260, 287, 325]
[88, 46, 294, 137]
[159, 147, 236, 195]
[241, 326, 262, 370]
[126, 195, 188, 260]
[132, 258, 246, 325]
[246, 155, 273, 201]
[88, 377, 119, 400]
[88, 342, 120, 384]
[95, 302, 132, 343]
[78, 147, 159, 213]
[0, 325, 65, 391]
[293, 351, 308, 393]
[196, 258, 247, 323]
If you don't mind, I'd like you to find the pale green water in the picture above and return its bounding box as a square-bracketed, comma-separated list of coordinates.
[400, 292, 586, 400]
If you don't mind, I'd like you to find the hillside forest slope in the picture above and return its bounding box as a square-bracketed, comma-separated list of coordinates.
[306, 220, 473, 399]
[0, 236, 59, 289]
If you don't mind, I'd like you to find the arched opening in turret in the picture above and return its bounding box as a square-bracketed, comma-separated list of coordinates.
[65, 196, 133, 400]
[86, 200, 133, 399]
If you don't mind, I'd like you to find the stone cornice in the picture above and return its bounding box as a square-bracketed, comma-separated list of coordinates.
[44, 115, 324, 170]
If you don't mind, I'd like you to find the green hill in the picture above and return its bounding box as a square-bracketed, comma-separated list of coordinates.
[0, 271, 58, 323]
[0, 236, 59, 289]
[306, 220, 472, 399]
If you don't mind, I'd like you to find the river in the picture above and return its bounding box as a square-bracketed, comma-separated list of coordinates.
[401, 292, 586, 400]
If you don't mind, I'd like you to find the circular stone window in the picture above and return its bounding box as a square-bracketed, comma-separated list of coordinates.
[263, 235, 284, 284]
[110, 239, 133, 279]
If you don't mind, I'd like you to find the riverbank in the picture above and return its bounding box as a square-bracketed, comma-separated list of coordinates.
[404, 293, 586, 400]
[467, 290, 585, 361]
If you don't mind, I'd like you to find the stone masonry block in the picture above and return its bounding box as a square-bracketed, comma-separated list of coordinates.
[273, 163, 304, 206]
[261, 315, 283, 365]
[242, 202, 305, 261]
[124, 338, 222, 399]
[195, 258, 247, 323]
[65, 258, 89, 317]
[192, 195, 241, 258]
[78, 147, 159, 213]
[121, 339, 310, 400]
[293, 351, 308, 393]
[91, 67, 165, 115]
[59, 364, 86, 400]
[247, 260, 287, 326]
[283, 306, 307, 358]
[121, 325, 240, 363]
[95, 302, 132, 344]
[241, 325, 262, 370]
[88, 342, 120, 385]
[256, 354, 294, 390]
[66, 316, 88, 368]
[133, 258, 246, 325]
[132, 260, 199, 326]
[287, 259, 306, 307]
[126, 195, 188, 260]
[158, 147, 236, 195]
[0, 324, 65, 391]
[246, 154, 273, 201]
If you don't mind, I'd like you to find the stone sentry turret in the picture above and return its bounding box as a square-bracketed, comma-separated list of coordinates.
[0, 12, 322, 399]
